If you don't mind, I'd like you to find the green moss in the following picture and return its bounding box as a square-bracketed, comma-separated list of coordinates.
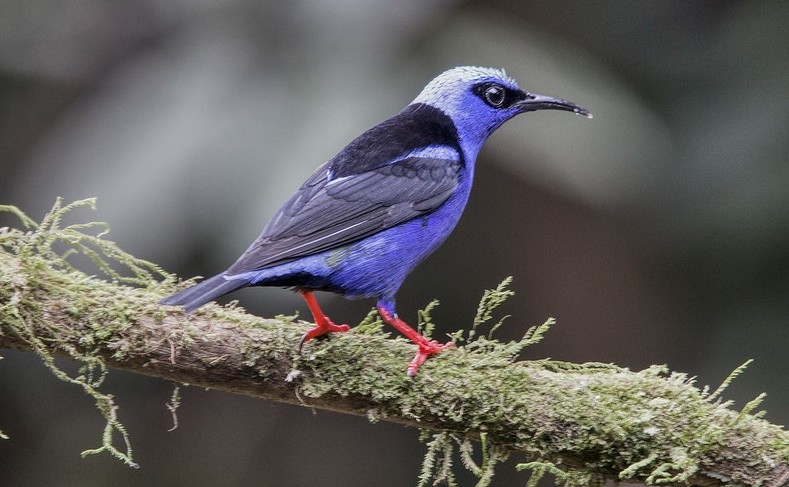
[293, 296, 787, 486]
[1, 199, 787, 486]
[0, 198, 168, 468]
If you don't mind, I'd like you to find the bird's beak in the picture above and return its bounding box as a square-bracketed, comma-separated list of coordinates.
[517, 92, 593, 118]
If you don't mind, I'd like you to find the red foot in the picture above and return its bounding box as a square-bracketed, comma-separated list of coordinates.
[377, 304, 454, 376]
[298, 321, 351, 350]
[297, 290, 350, 351]
[407, 340, 455, 377]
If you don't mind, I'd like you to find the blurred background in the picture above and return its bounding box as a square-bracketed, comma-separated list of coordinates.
[1, 1, 787, 486]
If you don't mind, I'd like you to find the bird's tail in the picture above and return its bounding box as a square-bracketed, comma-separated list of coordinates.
[160, 274, 249, 312]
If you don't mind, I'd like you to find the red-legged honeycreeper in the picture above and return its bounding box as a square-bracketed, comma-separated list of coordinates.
[161, 66, 591, 376]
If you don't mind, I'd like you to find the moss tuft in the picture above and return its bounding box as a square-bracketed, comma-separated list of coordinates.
[0, 198, 171, 467]
[1, 199, 787, 486]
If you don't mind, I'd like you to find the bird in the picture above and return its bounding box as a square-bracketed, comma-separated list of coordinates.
[161, 66, 591, 376]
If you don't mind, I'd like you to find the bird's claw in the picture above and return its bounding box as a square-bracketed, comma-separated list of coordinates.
[406, 340, 455, 377]
[297, 321, 351, 352]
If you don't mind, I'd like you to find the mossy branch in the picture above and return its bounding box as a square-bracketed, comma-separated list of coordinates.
[1, 200, 787, 486]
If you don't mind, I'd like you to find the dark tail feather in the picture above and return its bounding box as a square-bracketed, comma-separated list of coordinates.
[160, 274, 249, 312]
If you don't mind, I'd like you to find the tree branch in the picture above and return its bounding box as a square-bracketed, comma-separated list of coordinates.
[1, 200, 787, 486]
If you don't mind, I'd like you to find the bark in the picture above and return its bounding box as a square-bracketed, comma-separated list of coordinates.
[1, 200, 787, 486]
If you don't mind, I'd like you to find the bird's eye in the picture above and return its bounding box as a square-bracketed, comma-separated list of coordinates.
[484, 85, 506, 107]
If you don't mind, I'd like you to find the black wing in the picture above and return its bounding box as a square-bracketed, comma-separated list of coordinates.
[226, 155, 462, 274]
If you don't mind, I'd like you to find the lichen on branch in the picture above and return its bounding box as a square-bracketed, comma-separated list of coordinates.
[0, 199, 787, 486]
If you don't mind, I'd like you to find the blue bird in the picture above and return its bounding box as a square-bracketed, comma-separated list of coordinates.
[161, 66, 591, 376]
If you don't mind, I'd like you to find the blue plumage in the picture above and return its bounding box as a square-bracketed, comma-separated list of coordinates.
[161, 66, 591, 375]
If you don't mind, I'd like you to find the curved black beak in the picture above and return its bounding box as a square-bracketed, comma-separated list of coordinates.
[517, 92, 592, 118]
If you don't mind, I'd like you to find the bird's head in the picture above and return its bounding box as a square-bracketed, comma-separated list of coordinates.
[412, 66, 591, 158]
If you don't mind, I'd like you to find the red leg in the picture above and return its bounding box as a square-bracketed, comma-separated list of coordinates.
[297, 290, 350, 350]
[376, 304, 454, 377]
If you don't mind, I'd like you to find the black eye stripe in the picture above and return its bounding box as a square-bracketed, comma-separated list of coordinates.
[472, 82, 527, 109]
